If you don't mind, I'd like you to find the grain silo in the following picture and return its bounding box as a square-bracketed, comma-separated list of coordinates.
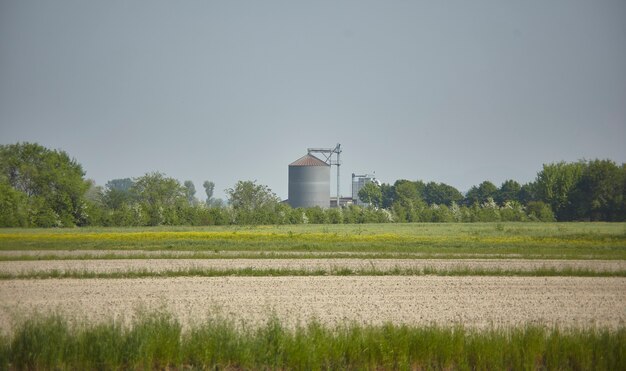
[288, 154, 330, 208]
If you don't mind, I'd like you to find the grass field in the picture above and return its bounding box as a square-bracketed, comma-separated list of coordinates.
[1, 222, 625, 259]
[0, 222, 625, 369]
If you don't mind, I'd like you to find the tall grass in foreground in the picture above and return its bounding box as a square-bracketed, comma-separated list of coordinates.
[1, 312, 624, 370]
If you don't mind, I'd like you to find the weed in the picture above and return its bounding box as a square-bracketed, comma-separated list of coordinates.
[1, 266, 624, 280]
[1, 313, 624, 370]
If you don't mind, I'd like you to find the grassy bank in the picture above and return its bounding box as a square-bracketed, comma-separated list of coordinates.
[2, 251, 623, 261]
[1, 223, 625, 259]
[2, 266, 625, 280]
[1, 312, 623, 370]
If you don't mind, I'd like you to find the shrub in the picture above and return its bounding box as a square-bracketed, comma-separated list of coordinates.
[527, 201, 556, 222]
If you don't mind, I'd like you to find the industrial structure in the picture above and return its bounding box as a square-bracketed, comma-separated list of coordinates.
[307, 143, 342, 205]
[287, 154, 330, 208]
[287, 143, 378, 208]
[352, 173, 380, 206]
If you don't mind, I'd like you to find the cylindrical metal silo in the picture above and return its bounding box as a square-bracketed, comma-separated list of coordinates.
[288, 154, 330, 208]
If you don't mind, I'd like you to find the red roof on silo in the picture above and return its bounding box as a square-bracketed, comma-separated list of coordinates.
[289, 154, 329, 167]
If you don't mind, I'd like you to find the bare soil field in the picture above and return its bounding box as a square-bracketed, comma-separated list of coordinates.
[0, 258, 624, 275]
[1, 276, 624, 334]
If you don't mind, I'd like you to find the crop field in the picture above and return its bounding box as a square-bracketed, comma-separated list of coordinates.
[0, 222, 625, 369]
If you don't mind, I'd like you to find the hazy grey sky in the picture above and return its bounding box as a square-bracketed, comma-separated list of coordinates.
[1, 0, 625, 200]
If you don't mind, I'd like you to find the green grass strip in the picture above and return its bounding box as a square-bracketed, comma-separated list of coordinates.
[1, 312, 624, 370]
[1, 266, 625, 280]
[0, 251, 622, 261]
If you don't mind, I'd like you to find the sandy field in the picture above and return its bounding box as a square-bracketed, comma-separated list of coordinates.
[0, 258, 624, 274]
[1, 276, 624, 333]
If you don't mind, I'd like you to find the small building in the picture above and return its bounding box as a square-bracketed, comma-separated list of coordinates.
[330, 197, 354, 208]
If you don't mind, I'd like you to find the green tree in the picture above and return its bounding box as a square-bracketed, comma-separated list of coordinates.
[380, 183, 395, 209]
[358, 182, 382, 207]
[325, 208, 343, 224]
[183, 180, 196, 205]
[106, 178, 133, 192]
[499, 201, 527, 222]
[203, 180, 216, 206]
[526, 201, 556, 222]
[305, 206, 328, 224]
[287, 207, 305, 224]
[103, 178, 135, 209]
[391, 180, 425, 222]
[391, 202, 409, 223]
[226, 180, 280, 224]
[568, 160, 625, 221]
[496, 180, 521, 205]
[423, 182, 463, 206]
[108, 202, 148, 226]
[0, 180, 29, 227]
[82, 179, 106, 226]
[393, 180, 424, 207]
[477, 198, 501, 222]
[428, 204, 454, 222]
[465, 181, 498, 206]
[518, 182, 537, 205]
[226, 180, 279, 211]
[535, 161, 584, 220]
[131, 172, 187, 226]
[0, 142, 89, 227]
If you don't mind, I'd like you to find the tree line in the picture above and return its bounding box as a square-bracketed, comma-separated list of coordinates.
[360, 159, 625, 223]
[0, 142, 624, 227]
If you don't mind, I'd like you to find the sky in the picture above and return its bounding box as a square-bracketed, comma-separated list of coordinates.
[1, 0, 625, 201]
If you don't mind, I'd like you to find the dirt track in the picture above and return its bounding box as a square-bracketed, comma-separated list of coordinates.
[1, 276, 624, 333]
[0, 258, 624, 274]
